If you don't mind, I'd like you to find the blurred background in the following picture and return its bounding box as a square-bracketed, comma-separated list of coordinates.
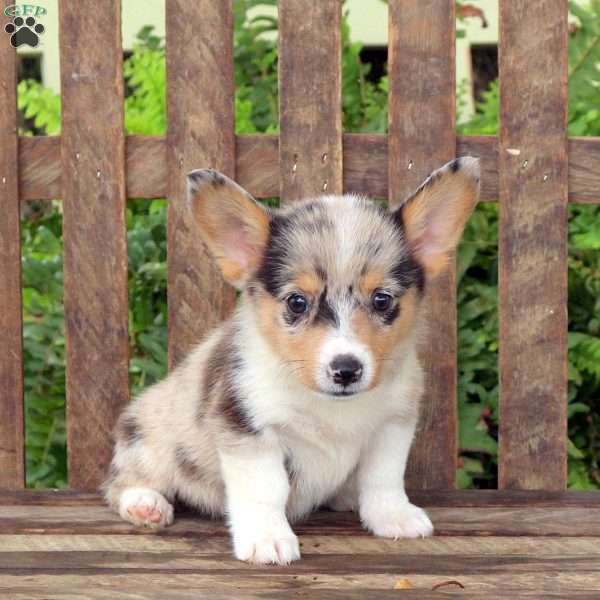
[14, 0, 600, 490]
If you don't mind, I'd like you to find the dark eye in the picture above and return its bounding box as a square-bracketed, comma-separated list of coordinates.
[372, 291, 393, 312]
[287, 293, 309, 315]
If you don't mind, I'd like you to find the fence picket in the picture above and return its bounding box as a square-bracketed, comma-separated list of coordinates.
[279, 0, 343, 201]
[0, 6, 24, 488]
[165, 0, 236, 368]
[388, 0, 458, 490]
[60, 0, 129, 489]
[498, 0, 568, 489]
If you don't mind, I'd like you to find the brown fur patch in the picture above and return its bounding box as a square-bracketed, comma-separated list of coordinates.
[115, 413, 141, 446]
[175, 445, 204, 480]
[255, 291, 328, 392]
[352, 288, 420, 386]
[202, 331, 257, 435]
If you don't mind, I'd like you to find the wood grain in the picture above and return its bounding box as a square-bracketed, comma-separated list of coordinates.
[0, 3, 24, 488]
[498, 0, 568, 489]
[165, 0, 236, 368]
[2, 488, 600, 508]
[2, 572, 600, 600]
[14, 134, 600, 202]
[59, 0, 129, 490]
[2, 503, 600, 537]
[278, 0, 343, 201]
[388, 0, 457, 490]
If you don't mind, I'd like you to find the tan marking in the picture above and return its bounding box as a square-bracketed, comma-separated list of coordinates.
[254, 291, 329, 392]
[359, 269, 386, 296]
[294, 271, 324, 296]
[352, 287, 420, 387]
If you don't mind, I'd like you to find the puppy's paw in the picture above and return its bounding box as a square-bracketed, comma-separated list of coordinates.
[233, 525, 301, 565]
[119, 487, 174, 529]
[360, 492, 433, 539]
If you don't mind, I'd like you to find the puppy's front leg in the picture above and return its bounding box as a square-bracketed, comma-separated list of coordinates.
[358, 419, 433, 539]
[219, 433, 299, 565]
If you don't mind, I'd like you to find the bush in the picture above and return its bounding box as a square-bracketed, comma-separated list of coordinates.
[18, 0, 600, 489]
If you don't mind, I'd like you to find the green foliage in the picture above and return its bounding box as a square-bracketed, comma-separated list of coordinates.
[18, 1, 600, 490]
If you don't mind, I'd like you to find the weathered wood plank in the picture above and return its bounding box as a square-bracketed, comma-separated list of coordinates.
[15, 135, 600, 203]
[0, 2, 24, 488]
[2, 504, 600, 537]
[165, 0, 236, 368]
[3, 547, 600, 574]
[2, 489, 600, 507]
[498, 0, 568, 490]
[3, 534, 600, 558]
[388, 0, 457, 490]
[59, 0, 129, 490]
[2, 573, 600, 600]
[278, 0, 342, 201]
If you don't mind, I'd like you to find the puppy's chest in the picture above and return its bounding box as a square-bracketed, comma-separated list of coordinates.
[276, 414, 370, 514]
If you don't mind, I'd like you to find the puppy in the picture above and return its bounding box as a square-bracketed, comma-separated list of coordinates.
[104, 157, 480, 564]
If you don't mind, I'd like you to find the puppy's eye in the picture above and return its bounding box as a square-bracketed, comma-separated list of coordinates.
[287, 293, 309, 315]
[372, 291, 393, 312]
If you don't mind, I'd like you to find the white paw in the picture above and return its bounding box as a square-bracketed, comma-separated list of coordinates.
[119, 487, 174, 529]
[233, 525, 301, 565]
[361, 493, 433, 539]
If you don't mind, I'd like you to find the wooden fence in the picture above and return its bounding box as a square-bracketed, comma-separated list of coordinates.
[0, 0, 597, 495]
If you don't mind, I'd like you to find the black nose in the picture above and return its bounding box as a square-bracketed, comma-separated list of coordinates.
[329, 355, 363, 386]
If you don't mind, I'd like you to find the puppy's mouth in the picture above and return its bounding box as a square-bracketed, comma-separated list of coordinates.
[321, 383, 366, 398]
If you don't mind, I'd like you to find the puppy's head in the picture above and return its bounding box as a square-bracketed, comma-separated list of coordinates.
[188, 158, 479, 397]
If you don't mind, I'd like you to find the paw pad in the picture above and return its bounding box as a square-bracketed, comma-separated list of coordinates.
[4, 16, 44, 48]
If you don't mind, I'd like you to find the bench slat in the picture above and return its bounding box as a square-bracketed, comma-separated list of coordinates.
[498, 0, 568, 489]
[279, 0, 343, 201]
[59, 0, 130, 489]
[165, 0, 236, 368]
[0, 15, 24, 488]
[389, 0, 458, 489]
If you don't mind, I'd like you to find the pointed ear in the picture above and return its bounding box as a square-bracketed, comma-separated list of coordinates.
[187, 169, 271, 289]
[394, 156, 480, 278]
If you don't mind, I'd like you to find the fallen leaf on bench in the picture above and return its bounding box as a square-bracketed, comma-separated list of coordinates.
[394, 578, 413, 589]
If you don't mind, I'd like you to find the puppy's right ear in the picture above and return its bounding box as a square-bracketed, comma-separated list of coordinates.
[187, 169, 270, 289]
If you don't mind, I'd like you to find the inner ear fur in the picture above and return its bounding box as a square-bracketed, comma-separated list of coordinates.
[395, 156, 480, 278]
[187, 169, 271, 288]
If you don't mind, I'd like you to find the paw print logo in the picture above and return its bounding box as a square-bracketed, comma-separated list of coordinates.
[5, 16, 45, 48]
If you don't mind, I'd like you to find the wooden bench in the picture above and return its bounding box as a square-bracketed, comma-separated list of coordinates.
[1, 0, 600, 597]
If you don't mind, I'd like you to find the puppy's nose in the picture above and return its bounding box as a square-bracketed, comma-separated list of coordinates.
[329, 355, 363, 386]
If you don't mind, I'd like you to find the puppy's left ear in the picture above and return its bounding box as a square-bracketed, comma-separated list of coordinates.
[187, 169, 270, 289]
[393, 156, 480, 278]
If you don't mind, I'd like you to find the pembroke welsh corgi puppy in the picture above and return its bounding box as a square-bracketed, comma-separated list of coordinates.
[104, 157, 480, 565]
